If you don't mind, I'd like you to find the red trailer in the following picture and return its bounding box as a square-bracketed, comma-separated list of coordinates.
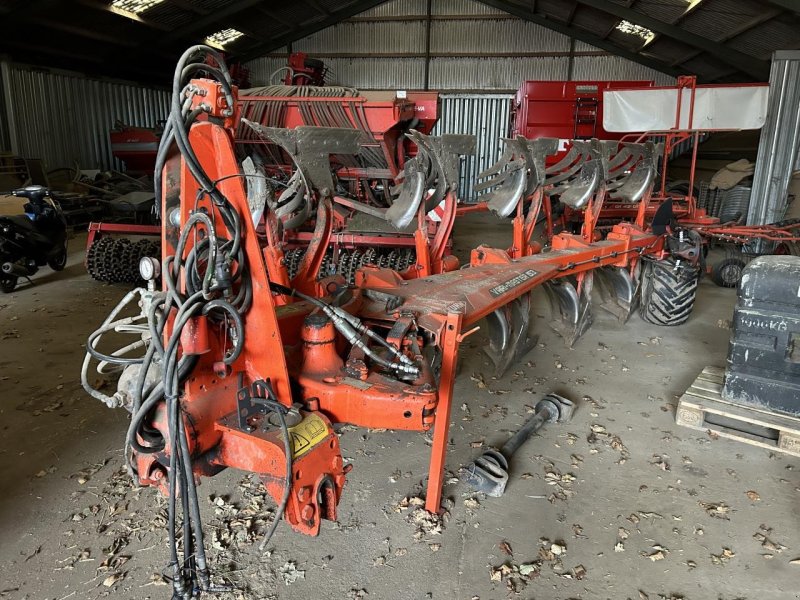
[510, 80, 654, 160]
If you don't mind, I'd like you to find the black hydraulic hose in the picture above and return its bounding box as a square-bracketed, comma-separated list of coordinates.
[129, 294, 204, 456]
[85, 322, 146, 365]
[268, 282, 417, 374]
[170, 111, 218, 201]
[153, 119, 174, 219]
[126, 355, 198, 455]
[146, 293, 168, 356]
[162, 300, 205, 400]
[132, 341, 157, 414]
[180, 465, 193, 583]
[161, 256, 186, 309]
[148, 44, 253, 596]
[244, 374, 293, 553]
[177, 416, 210, 587]
[184, 107, 206, 128]
[180, 63, 234, 103]
[202, 298, 244, 364]
[167, 396, 182, 595]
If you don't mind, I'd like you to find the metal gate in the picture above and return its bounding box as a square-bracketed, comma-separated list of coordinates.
[431, 94, 512, 203]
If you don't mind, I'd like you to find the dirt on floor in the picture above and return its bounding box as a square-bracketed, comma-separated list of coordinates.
[2, 218, 799, 600]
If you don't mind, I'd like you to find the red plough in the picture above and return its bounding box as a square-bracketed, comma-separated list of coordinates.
[81, 47, 704, 597]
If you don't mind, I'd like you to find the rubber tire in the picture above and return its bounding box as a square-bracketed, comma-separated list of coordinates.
[710, 257, 745, 288]
[640, 258, 699, 326]
[0, 275, 17, 293]
[48, 244, 68, 271]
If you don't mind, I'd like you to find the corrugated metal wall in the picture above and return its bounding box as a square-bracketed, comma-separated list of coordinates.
[0, 62, 169, 171]
[243, 0, 676, 204]
[244, 0, 675, 91]
[747, 50, 800, 226]
[431, 94, 511, 202]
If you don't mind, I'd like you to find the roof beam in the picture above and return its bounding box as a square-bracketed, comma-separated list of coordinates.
[764, 0, 800, 14]
[566, 1, 578, 26]
[571, 0, 770, 79]
[301, 0, 331, 17]
[0, 0, 59, 18]
[160, 0, 265, 42]
[474, 0, 685, 78]
[237, 0, 389, 62]
[601, 0, 634, 39]
[163, 0, 210, 15]
[77, 0, 171, 31]
[670, 7, 782, 69]
[18, 17, 140, 48]
[1, 40, 105, 64]
[641, 0, 705, 62]
[255, 5, 301, 30]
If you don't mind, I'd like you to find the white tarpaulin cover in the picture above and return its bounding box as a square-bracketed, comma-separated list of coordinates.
[603, 85, 769, 132]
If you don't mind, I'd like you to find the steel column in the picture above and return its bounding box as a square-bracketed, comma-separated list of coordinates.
[747, 51, 800, 226]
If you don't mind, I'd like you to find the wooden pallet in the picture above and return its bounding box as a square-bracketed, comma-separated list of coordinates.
[676, 366, 800, 457]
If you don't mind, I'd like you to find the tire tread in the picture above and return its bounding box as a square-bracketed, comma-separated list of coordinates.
[640, 259, 699, 326]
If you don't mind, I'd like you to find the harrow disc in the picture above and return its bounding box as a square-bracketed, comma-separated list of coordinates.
[86, 236, 161, 284]
[285, 247, 416, 285]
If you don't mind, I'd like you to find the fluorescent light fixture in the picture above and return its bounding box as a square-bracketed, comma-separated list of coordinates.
[615, 20, 656, 45]
[205, 28, 245, 49]
[110, 0, 164, 15]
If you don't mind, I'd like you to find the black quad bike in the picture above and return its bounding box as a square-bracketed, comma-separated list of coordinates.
[0, 185, 68, 293]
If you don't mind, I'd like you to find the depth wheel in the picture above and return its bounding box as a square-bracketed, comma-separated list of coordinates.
[640, 258, 699, 326]
[710, 257, 745, 288]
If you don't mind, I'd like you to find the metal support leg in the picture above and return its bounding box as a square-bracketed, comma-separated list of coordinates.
[425, 306, 464, 513]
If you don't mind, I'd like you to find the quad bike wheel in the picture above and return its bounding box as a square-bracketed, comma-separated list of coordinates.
[0, 274, 17, 293]
[640, 258, 700, 326]
[710, 257, 746, 288]
[48, 244, 68, 271]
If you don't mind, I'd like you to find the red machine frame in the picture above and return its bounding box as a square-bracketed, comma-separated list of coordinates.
[538, 77, 800, 253]
[85, 221, 160, 251]
[83, 53, 700, 596]
[135, 78, 674, 517]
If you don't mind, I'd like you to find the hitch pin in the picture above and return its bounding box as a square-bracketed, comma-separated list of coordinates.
[457, 326, 480, 342]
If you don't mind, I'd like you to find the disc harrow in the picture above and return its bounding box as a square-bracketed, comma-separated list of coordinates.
[85, 236, 160, 283]
[284, 246, 416, 284]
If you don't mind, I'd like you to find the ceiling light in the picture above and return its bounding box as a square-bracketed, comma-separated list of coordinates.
[205, 28, 245, 49]
[110, 0, 164, 16]
[615, 20, 656, 45]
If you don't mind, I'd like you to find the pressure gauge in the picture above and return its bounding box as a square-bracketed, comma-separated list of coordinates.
[139, 256, 161, 282]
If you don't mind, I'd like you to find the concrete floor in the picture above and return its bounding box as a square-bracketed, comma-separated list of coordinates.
[2, 216, 799, 600]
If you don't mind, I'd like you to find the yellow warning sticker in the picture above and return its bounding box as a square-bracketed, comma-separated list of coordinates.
[288, 413, 330, 459]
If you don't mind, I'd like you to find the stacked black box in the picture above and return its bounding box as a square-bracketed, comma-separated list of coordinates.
[722, 256, 800, 415]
